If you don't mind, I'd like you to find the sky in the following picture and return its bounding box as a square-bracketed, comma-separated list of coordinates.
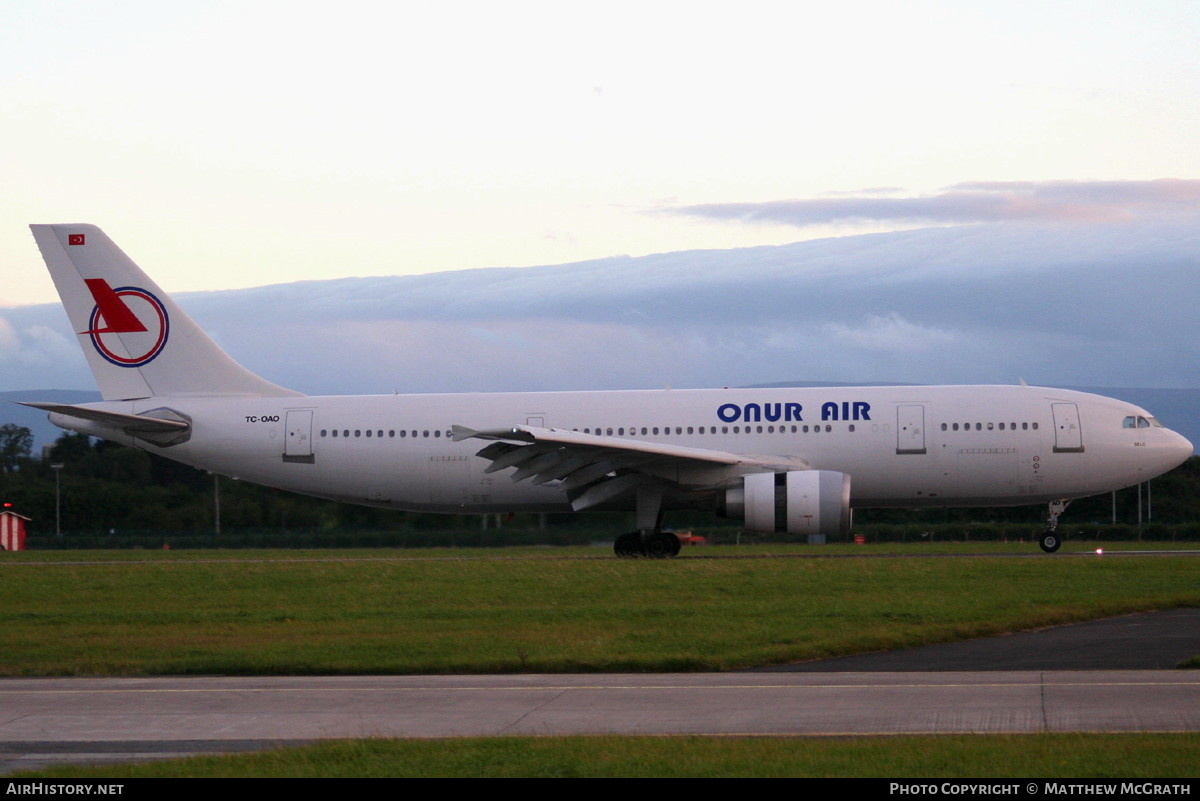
[4, 0, 1200, 310]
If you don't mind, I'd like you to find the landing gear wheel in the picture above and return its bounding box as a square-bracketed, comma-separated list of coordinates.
[1039, 532, 1061, 553]
[614, 531, 645, 558]
[643, 530, 681, 559]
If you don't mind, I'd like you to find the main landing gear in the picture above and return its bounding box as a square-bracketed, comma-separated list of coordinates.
[613, 483, 680, 558]
[614, 530, 681, 558]
[1039, 499, 1070, 553]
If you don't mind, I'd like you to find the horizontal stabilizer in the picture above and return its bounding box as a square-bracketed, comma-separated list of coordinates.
[20, 402, 192, 447]
[20, 402, 189, 432]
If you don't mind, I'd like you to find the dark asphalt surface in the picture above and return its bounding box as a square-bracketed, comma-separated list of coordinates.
[753, 607, 1200, 672]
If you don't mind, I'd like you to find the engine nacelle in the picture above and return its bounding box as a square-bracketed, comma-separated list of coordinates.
[724, 470, 851, 538]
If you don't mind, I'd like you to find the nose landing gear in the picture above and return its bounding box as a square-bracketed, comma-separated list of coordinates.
[1039, 499, 1070, 553]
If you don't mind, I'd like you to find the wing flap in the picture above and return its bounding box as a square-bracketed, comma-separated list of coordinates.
[454, 423, 812, 506]
[454, 424, 795, 467]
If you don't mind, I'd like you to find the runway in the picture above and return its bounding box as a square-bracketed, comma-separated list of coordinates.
[3, 609, 1199, 774]
[3, 670, 1200, 773]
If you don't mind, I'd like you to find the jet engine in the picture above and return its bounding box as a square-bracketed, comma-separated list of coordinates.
[723, 470, 851, 538]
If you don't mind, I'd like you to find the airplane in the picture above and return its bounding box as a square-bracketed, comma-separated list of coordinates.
[24, 224, 1195, 557]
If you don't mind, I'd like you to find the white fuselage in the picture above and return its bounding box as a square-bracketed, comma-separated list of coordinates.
[53, 384, 1194, 515]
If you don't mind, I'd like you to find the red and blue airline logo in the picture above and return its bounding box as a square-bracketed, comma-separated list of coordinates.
[81, 278, 170, 367]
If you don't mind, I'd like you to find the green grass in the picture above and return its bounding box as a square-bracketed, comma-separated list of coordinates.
[14, 734, 1200, 778]
[6, 539, 1194, 562]
[1, 544, 1197, 676]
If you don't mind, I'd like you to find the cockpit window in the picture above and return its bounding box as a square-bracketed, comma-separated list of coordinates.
[1122, 416, 1136, 429]
[1146, 416, 1165, 428]
[1123, 415, 1161, 429]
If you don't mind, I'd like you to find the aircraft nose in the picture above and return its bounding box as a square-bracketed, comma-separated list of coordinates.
[1170, 430, 1194, 465]
[1150, 428, 1195, 477]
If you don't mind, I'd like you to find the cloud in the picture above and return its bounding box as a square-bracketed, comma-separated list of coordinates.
[0, 317, 77, 368]
[667, 179, 1200, 228]
[6, 210, 1200, 396]
[0, 317, 18, 352]
[823, 313, 957, 352]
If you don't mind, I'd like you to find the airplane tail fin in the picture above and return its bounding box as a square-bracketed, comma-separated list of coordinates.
[30, 224, 303, 401]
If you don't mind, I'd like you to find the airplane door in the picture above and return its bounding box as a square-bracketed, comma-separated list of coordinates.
[896, 405, 927, 455]
[1051, 403, 1084, 453]
[283, 409, 315, 463]
[429, 455, 469, 506]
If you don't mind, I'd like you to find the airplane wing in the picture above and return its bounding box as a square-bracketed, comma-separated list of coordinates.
[452, 424, 810, 511]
